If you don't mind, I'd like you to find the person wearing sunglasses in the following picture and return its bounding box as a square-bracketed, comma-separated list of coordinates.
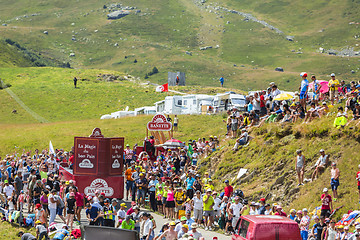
[322, 219, 336, 240]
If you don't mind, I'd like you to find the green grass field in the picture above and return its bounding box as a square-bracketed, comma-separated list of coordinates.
[0, 0, 359, 90]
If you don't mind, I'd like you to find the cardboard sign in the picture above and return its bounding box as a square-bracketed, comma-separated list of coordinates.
[74, 138, 99, 175]
[147, 114, 172, 131]
[109, 138, 124, 175]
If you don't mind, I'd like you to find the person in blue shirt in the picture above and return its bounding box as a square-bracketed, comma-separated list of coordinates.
[299, 72, 309, 111]
[311, 75, 321, 105]
[219, 77, 224, 87]
[185, 173, 196, 199]
[52, 225, 69, 240]
[85, 203, 101, 226]
[148, 175, 159, 212]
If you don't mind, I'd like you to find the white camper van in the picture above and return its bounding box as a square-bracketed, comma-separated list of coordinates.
[164, 96, 183, 115]
[134, 106, 157, 116]
[213, 93, 246, 112]
[182, 94, 214, 115]
[110, 111, 135, 119]
[154, 100, 165, 113]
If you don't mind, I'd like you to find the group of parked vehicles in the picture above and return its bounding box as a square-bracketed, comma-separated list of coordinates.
[101, 92, 247, 119]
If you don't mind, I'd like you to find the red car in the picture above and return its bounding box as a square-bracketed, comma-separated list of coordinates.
[232, 215, 301, 240]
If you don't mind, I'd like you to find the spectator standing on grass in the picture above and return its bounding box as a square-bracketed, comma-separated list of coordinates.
[356, 165, 360, 204]
[173, 115, 179, 131]
[224, 180, 233, 198]
[73, 77, 78, 88]
[329, 73, 340, 105]
[321, 188, 332, 218]
[311, 75, 321, 105]
[299, 72, 309, 111]
[295, 149, 305, 186]
[220, 76, 224, 87]
[330, 162, 340, 202]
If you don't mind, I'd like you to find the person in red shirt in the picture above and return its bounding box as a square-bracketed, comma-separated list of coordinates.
[320, 188, 332, 218]
[356, 165, 360, 204]
[68, 151, 74, 169]
[274, 206, 287, 217]
[260, 91, 267, 116]
[224, 180, 233, 198]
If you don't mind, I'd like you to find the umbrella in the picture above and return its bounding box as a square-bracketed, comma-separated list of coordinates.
[273, 93, 293, 101]
[162, 138, 185, 148]
[308, 80, 329, 94]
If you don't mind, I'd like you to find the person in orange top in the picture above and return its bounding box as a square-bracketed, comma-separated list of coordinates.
[125, 164, 136, 201]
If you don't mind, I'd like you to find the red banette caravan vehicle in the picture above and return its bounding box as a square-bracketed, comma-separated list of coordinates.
[232, 215, 301, 240]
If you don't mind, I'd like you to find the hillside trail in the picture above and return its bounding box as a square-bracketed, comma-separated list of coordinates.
[2, 81, 48, 123]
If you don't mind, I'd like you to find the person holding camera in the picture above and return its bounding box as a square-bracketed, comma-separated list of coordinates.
[328, 73, 340, 105]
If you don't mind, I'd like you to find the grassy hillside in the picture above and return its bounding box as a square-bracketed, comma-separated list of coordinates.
[200, 111, 360, 217]
[0, 41, 33, 67]
[0, 0, 358, 90]
[0, 114, 225, 157]
[0, 67, 167, 123]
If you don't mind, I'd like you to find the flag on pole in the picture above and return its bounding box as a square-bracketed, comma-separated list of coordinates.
[49, 141, 55, 155]
[156, 83, 168, 92]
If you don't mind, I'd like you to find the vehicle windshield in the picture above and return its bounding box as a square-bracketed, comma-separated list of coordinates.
[231, 98, 245, 105]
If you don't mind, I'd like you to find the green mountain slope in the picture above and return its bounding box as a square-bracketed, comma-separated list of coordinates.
[200, 114, 360, 217]
[0, 40, 33, 67]
[0, 0, 358, 90]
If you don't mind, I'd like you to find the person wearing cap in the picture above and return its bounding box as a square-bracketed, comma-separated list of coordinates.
[48, 189, 58, 224]
[125, 144, 134, 167]
[65, 191, 77, 231]
[320, 188, 333, 218]
[18, 231, 36, 240]
[336, 225, 345, 239]
[294, 210, 303, 224]
[158, 221, 178, 240]
[274, 206, 287, 217]
[311, 75, 322, 105]
[191, 190, 203, 226]
[148, 175, 159, 212]
[228, 196, 244, 231]
[185, 172, 196, 200]
[330, 162, 340, 202]
[102, 198, 116, 227]
[230, 109, 240, 139]
[258, 198, 266, 215]
[322, 218, 337, 240]
[175, 216, 188, 233]
[295, 149, 305, 186]
[223, 180, 233, 198]
[86, 202, 101, 226]
[125, 164, 136, 201]
[203, 188, 215, 231]
[299, 72, 309, 110]
[3, 179, 14, 199]
[131, 166, 141, 201]
[120, 215, 135, 230]
[204, 179, 214, 192]
[288, 209, 296, 220]
[177, 223, 189, 239]
[173, 115, 179, 131]
[35, 203, 47, 227]
[311, 215, 326, 240]
[115, 203, 127, 228]
[312, 149, 329, 181]
[174, 187, 186, 219]
[328, 73, 340, 105]
[136, 173, 148, 206]
[299, 208, 310, 240]
[35, 219, 48, 240]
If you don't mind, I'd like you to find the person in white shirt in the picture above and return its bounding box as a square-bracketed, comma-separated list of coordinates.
[116, 203, 127, 228]
[189, 223, 202, 240]
[142, 213, 153, 240]
[3, 180, 14, 197]
[311, 149, 328, 181]
[228, 196, 244, 229]
[191, 190, 204, 226]
[48, 189, 58, 224]
[212, 192, 222, 220]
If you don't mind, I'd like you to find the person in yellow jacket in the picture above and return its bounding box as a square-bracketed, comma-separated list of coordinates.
[328, 73, 340, 105]
[204, 179, 214, 191]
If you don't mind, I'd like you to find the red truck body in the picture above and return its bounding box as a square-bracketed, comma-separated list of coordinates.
[232, 215, 301, 240]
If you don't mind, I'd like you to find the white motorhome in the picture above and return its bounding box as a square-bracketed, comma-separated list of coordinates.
[110, 110, 135, 119]
[154, 100, 165, 113]
[213, 93, 246, 112]
[134, 106, 156, 116]
[182, 94, 214, 115]
[164, 96, 183, 115]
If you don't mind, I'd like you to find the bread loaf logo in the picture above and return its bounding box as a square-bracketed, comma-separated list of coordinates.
[84, 178, 114, 197]
[79, 159, 94, 168]
[112, 159, 120, 168]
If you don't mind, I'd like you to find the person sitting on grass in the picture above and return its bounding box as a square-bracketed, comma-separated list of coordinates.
[303, 102, 319, 123]
[318, 102, 330, 117]
[333, 106, 348, 128]
[311, 149, 328, 181]
[232, 129, 249, 151]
